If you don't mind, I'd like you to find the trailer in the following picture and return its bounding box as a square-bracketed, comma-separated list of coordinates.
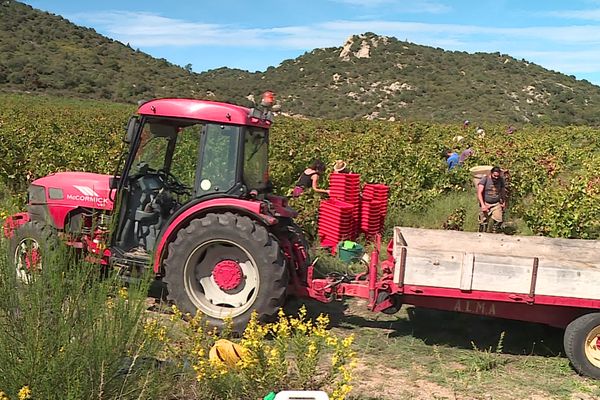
[291, 227, 600, 378]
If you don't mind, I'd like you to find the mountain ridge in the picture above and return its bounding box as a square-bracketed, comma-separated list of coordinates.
[2, 1, 600, 125]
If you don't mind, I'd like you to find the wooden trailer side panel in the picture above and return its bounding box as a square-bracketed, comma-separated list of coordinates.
[392, 227, 600, 301]
[393, 227, 599, 264]
[470, 254, 533, 293]
[536, 259, 600, 299]
[394, 248, 534, 294]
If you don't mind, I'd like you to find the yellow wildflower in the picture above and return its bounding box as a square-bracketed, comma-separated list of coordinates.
[118, 286, 128, 299]
[342, 335, 354, 348]
[0, 391, 9, 400]
[105, 298, 114, 309]
[170, 304, 183, 321]
[308, 342, 318, 357]
[18, 386, 31, 400]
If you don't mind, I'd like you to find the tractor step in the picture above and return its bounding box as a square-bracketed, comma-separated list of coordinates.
[110, 246, 151, 271]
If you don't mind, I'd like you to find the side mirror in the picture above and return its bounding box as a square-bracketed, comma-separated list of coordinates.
[109, 176, 120, 189]
[124, 116, 139, 144]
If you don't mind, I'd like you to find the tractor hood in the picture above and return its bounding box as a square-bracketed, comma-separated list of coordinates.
[32, 172, 114, 211]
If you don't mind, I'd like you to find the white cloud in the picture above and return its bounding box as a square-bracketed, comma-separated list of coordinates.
[70, 11, 600, 79]
[77, 12, 600, 48]
[545, 8, 600, 21]
[512, 49, 600, 74]
[330, 0, 450, 13]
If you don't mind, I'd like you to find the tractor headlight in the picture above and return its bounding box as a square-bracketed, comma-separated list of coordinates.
[27, 184, 46, 204]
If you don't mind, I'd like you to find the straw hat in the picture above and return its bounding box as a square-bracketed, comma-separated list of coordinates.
[333, 160, 347, 172]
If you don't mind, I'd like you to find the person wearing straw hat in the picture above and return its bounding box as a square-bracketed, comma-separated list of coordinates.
[333, 159, 348, 174]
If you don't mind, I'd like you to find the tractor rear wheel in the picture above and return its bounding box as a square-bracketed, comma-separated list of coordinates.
[8, 221, 56, 283]
[162, 212, 287, 334]
[564, 312, 600, 379]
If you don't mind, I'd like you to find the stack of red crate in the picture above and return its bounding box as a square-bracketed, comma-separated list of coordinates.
[317, 198, 355, 250]
[360, 183, 390, 236]
[328, 173, 361, 239]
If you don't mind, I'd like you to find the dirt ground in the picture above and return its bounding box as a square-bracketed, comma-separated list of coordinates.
[284, 297, 600, 400]
[145, 293, 600, 400]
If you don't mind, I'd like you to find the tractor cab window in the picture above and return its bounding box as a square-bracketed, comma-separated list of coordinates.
[197, 124, 240, 195]
[243, 127, 269, 190]
[170, 123, 202, 190]
[132, 122, 175, 172]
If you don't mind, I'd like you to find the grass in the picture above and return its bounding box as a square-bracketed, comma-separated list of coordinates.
[386, 189, 481, 232]
[384, 187, 537, 237]
[287, 297, 600, 400]
[0, 241, 173, 399]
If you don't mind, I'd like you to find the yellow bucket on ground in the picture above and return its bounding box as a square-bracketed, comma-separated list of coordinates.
[209, 339, 247, 367]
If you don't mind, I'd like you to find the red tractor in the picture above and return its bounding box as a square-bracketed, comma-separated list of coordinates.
[3, 94, 310, 333]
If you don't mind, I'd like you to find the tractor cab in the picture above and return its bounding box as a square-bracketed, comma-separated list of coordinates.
[110, 97, 274, 265]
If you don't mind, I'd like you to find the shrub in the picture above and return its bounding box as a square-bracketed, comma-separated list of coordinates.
[147, 305, 356, 400]
[0, 242, 168, 399]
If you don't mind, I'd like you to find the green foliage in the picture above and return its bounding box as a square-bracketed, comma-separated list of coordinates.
[0, 93, 598, 240]
[0, 242, 168, 399]
[466, 332, 508, 375]
[442, 207, 467, 231]
[0, 93, 132, 191]
[523, 155, 600, 238]
[152, 307, 355, 400]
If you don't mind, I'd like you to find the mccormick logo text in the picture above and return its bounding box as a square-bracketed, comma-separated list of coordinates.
[66, 185, 110, 207]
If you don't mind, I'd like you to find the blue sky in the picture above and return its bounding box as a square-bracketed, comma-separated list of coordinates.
[23, 0, 600, 85]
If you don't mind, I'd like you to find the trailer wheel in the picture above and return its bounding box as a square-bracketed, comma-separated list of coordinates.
[8, 221, 56, 283]
[564, 313, 600, 379]
[163, 212, 287, 334]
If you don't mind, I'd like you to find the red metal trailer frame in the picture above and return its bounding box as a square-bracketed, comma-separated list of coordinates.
[289, 236, 597, 329]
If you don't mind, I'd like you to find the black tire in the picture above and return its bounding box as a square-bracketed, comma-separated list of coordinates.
[377, 291, 403, 315]
[287, 221, 311, 265]
[564, 312, 600, 379]
[162, 212, 288, 333]
[8, 220, 56, 283]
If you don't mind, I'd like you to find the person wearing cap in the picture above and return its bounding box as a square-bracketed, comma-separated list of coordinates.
[333, 160, 348, 174]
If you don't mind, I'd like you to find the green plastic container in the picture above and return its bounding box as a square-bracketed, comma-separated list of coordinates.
[337, 241, 364, 264]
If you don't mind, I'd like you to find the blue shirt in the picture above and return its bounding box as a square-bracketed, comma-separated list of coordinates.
[447, 152, 459, 170]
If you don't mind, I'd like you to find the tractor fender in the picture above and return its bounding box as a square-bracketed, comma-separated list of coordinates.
[2, 212, 30, 239]
[153, 198, 277, 273]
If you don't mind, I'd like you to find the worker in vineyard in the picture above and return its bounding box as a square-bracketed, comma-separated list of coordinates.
[333, 159, 349, 174]
[477, 166, 506, 233]
[443, 149, 460, 170]
[292, 159, 330, 197]
[476, 126, 486, 139]
[459, 144, 474, 165]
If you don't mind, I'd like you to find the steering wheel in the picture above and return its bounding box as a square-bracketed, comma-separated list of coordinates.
[131, 162, 191, 195]
[156, 169, 192, 195]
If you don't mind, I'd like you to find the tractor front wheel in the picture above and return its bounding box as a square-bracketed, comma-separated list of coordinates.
[162, 213, 287, 334]
[8, 221, 56, 283]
